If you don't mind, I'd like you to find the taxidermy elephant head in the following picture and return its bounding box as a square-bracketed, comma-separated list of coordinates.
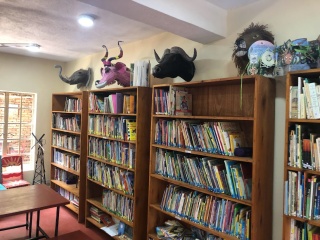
[152, 47, 197, 82]
[232, 22, 274, 75]
[95, 41, 130, 88]
[55, 65, 91, 89]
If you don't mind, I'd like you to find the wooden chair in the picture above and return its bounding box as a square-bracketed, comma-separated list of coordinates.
[1, 155, 30, 189]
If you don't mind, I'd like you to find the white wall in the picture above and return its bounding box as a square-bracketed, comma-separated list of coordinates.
[0, 52, 66, 183]
[2, 0, 320, 238]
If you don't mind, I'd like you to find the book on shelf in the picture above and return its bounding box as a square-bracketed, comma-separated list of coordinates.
[289, 86, 298, 118]
[168, 86, 188, 115]
[175, 91, 192, 116]
[132, 60, 150, 87]
[129, 95, 136, 114]
[218, 122, 244, 156]
[90, 206, 104, 223]
[100, 213, 115, 227]
[101, 223, 119, 237]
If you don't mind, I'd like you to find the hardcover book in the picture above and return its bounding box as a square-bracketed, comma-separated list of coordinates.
[175, 91, 192, 116]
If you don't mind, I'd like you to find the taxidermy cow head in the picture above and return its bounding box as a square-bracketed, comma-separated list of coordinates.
[55, 65, 91, 89]
[232, 22, 274, 75]
[95, 41, 130, 88]
[152, 47, 197, 82]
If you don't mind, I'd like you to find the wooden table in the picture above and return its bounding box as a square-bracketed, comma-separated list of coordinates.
[0, 184, 69, 239]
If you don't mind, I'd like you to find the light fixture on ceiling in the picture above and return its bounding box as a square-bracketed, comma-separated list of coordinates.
[78, 14, 94, 27]
[0, 43, 41, 52]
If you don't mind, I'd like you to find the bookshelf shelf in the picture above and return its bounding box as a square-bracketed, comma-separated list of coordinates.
[50, 91, 88, 223]
[147, 75, 275, 240]
[283, 69, 320, 239]
[85, 87, 151, 239]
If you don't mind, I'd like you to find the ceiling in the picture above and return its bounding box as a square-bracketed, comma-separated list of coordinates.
[0, 0, 259, 62]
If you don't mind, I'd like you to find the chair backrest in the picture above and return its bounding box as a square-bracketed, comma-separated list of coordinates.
[2, 155, 24, 182]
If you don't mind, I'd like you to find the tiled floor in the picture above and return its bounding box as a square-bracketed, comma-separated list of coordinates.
[0, 206, 112, 240]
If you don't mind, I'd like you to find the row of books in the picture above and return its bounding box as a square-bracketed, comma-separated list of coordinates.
[88, 115, 136, 141]
[289, 220, 320, 240]
[52, 113, 81, 132]
[54, 186, 77, 202]
[90, 205, 104, 223]
[285, 172, 320, 221]
[155, 119, 248, 156]
[89, 92, 136, 114]
[130, 60, 150, 87]
[53, 148, 80, 172]
[88, 137, 135, 169]
[102, 189, 134, 222]
[290, 77, 320, 119]
[71, 196, 79, 208]
[87, 159, 134, 195]
[64, 97, 82, 112]
[154, 87, 193, 116]
[155, 220, 222, 240]
[288, 124, 320, 170]
[52, 131, 80, 152]
[160, 184, 251, 240]
[155, 148, 252, 200]
[53, 168, 78, 184]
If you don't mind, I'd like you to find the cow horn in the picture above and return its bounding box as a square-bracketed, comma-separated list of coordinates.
[154, 48, 170, 63]
[170, 47, 197, 62]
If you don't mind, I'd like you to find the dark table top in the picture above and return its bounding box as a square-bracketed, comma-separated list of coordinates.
[0, 184, 70, 217]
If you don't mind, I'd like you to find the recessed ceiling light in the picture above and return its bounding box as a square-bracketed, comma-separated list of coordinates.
[78, 14, 94, 27]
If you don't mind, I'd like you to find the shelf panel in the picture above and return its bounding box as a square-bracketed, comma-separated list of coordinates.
[150, 204, 239, 240]
[52, 110, 81, 114]
[89, 112, 136, 117]
[152, 144, 253, 163]
[51, 162, 80, 176]
[151, 173, 252, 206]
[65, 203, 79, 214]
[51, 179, 79, 196]
[87, 178, 134, 199]
[152, 114, 254, 121]
[86, 216, 104, 228]
[88, 155, 135, 172]
[88, 133, 136, 144]
[51, 145, 80, 155]
[87, 198, 134, 227]
[287, 119, 320, 124]
[52, 127, 81, 135]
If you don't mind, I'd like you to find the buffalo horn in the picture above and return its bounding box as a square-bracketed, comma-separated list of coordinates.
[154, 48, 170, 63]
[170, 47, 197, 62]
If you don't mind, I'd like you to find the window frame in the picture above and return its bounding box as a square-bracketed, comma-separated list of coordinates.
[0, 91, 37, 171]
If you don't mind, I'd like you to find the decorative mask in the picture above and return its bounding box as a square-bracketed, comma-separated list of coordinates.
[95, 41, 130, 88]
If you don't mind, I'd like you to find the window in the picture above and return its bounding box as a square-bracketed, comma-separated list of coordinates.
[0, 91, 37, 169]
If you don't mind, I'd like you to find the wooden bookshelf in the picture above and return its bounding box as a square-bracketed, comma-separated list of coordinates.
[85, 87, 151, 239]
[283, 69, 320, 239]
[147, 75, 275, 240]
[50, 91, 88, 223]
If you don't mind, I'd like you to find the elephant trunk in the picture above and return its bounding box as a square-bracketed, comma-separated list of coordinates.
[54, 64, 72, 84]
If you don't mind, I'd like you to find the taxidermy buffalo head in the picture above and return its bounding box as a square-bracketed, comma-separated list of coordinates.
[55, 65, 91, 89]
[152, 47, 197, 82]
[95, 41, 130, 88]
[232, 22, 274, 75]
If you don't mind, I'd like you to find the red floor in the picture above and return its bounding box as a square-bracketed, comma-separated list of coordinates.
[0, 206, 112, 240]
